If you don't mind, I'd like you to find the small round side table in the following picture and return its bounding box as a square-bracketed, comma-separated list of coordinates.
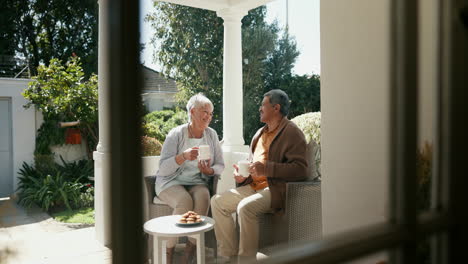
[144, 215, 215, 264]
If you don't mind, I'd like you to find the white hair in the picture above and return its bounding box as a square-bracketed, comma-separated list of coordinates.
[186, 93, 213, 122]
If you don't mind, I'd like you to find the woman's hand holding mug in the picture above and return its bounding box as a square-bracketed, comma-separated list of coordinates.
[182, 147, 199, 161]
[198, 159, 214, 175]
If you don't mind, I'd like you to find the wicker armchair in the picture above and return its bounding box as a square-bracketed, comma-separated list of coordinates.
[143, 175, 219, 260]
[232, 140, 323, 254]
[258, 180, 322, 254]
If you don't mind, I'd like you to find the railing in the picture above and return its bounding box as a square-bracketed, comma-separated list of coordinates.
[0, 55, 30, 78]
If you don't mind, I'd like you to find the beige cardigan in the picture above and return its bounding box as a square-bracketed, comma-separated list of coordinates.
[240, 117, 308, 214]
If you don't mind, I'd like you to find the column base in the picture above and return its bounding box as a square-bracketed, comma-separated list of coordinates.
[93, 150, 112, 246]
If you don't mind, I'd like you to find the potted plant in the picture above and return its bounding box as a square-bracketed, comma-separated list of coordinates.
[141, 136, 162, 176]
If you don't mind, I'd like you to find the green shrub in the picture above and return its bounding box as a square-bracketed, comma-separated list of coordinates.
[57, 156, 94, 185]
[142, 108, 188, 142]
[17, 170, 82, 211]
[35, 120, 66, 155]
[142, 121, 166, 142]
[17, 158, 95, 212]
[291, 112, 321, 178]
[77, 185, 94, 208]
[141, 136, 163, 156]
[23, 57, 99, 159]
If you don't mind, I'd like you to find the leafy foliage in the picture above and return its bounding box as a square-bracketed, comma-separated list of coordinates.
[22, 57, 98, 158]
[2, 0, 98, 76]
[279, 74, 321, 118]
[77, 186, 94, 209]
[291, 112, 321, 145]
[141, 136, 163, 156]
[56, 156, 94, 185]
[17, 170, 82, 211]
[292, 112, 321, 178]
[34, 120, 66, 155]
[142, 108, 188, 142]
[17, 158, 94, 212]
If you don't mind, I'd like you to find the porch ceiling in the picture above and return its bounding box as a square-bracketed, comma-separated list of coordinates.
[160, 0, 275, 12]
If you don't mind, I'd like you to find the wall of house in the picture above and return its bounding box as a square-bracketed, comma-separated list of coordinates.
[142, 92, 177, 113]
[321, 0, 436, 262]
[0, 78, 35, 195]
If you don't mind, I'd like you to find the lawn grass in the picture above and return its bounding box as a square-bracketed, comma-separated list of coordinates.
[51, 207, 95, 224]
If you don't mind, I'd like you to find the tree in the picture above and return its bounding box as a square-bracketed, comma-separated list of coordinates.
[280, 74, 321, 118]
[0, 0, 25, 76]
[264, 33, 300, 91]
[3, 0, 98, 76]
[22, 56, 98, 159]
[146, 3, 302, 142]
[0, 1, 17, 57]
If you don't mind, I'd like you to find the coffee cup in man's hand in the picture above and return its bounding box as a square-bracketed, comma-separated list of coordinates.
[237, 160, 250, 177]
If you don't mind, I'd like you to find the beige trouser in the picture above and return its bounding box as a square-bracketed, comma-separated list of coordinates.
[211, 185, 272, 257]
[158, 184, 210, 248]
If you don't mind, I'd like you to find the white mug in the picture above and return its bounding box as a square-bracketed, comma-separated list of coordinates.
[198, 144, 210, 160]
[237, 160, 250, 177]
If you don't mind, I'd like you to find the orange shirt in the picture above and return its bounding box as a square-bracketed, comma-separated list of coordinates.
[250, 125, 279, 190]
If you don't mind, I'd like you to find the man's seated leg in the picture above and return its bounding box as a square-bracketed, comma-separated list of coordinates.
[211, 185, 256, 258]
[237, 187, 272, 259]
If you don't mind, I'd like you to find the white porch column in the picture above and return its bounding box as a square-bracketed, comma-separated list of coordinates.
[217, 9, 248, 151]
[94, 0, 112, 246]
[217, 9, 250, 194]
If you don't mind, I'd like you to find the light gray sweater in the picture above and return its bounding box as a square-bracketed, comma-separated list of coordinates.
[155, 123, 225, 194]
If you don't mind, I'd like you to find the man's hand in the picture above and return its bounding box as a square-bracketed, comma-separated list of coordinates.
[233, 164, 246, 183]
[198, 159, 214, 175]
[250, 161, 265, 178]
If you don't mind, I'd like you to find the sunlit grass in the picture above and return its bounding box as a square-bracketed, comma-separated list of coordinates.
[51, 207, 94, 224]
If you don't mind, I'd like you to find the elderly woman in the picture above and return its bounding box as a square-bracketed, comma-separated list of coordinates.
[155, 93, 224, 264]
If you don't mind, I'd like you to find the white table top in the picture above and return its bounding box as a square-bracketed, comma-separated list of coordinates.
[144, 215, 215, 237]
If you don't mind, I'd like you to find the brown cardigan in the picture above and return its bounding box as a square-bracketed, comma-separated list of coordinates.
[239, 117, 308, 214]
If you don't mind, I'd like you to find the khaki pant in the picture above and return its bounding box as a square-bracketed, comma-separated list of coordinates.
[158, 184, 210, 248]
[211, 185, 272, 257]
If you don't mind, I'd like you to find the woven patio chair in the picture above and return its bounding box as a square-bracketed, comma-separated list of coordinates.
[232, 139, 322, 255]
[258, 139, 322, 253]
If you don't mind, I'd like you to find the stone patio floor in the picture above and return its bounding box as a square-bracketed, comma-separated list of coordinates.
[0, 197, 262, 264]
[0, 197, 111, 264]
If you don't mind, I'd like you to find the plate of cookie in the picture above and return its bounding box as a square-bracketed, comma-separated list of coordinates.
[176, 211, 204, 226]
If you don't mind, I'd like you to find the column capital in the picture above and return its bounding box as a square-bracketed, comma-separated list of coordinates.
[216, 8, 248, 22]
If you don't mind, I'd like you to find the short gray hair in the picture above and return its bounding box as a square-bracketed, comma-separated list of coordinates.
[264, 89, 290, 116]
[186, 93, 214, 121]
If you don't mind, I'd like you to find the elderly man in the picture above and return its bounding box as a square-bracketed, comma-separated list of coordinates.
[211, 89, 308, 262]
